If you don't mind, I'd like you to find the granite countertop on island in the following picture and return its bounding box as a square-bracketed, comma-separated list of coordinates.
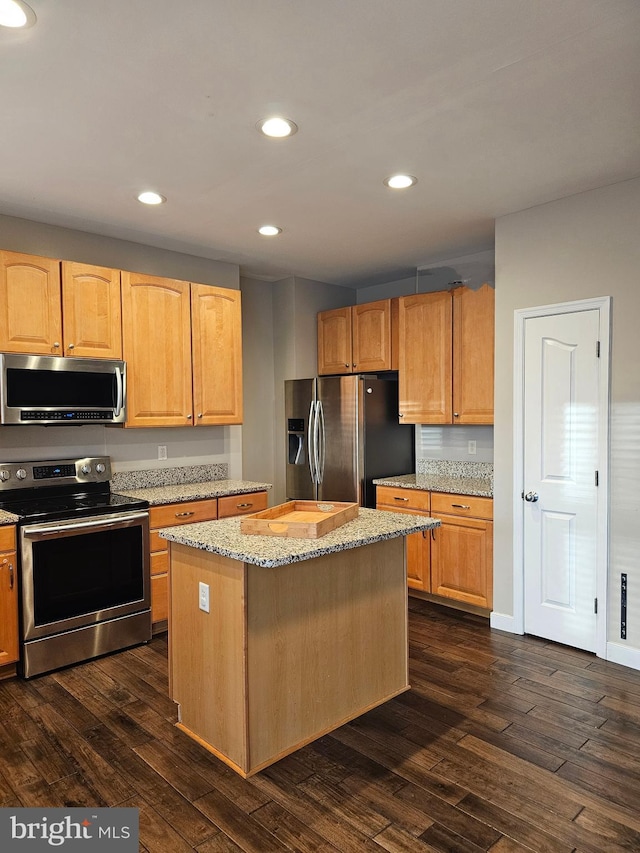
[160, 506, 439, 568]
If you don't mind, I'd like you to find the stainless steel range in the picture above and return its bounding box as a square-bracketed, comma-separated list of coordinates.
[0, 456, 151, 678]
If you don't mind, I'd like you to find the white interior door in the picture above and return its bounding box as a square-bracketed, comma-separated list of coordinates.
[522, 309, 602, 652]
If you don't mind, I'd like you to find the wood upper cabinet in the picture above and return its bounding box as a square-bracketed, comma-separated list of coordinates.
[430, 493, 493, 610]
[318, 299, 395, 375]
[191, 284, 243, 425]
[0, 252, 122, 358]
[122, 274, 244, 428]
[0, 250, 62, 354]
[122, 272, 193, 427]
[452, 283, 494, 423]
[398, 290, 452, 424]
[0, 526, 18, 668]
[398, 284, 494, 425]
[61, 261, 122, 358]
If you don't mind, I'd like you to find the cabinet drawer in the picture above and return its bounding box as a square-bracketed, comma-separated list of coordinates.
[376, 486, 430, 513]
[151, 573, 168, 623]
[149, 530, 165, 552]
[151, 549, 169, 577]
[149, 498, 218, 529]
[431, 493, 493, 520]
[218, 491, 268, 519]
[0, 525, 16, 552]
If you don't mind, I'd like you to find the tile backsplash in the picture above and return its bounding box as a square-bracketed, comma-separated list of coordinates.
[418, 424, 494, 463]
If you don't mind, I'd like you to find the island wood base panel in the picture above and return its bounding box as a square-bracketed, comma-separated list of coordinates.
[169, 537, 409, 777]
[176, 683, 410, 778]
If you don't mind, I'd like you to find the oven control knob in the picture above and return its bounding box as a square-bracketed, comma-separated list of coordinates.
[81, 464, 92, 475]
[0, 469, 10, 482]
[16, 468, 27, 480]
[95, 463, 106, 474]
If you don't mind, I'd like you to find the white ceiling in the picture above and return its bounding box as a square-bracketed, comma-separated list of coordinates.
[1, 0, 639, 287]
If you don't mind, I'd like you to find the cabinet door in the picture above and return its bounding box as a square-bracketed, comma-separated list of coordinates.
[352, 299, 392, 372]
[453, 284, 494, 424]
[191, 284, 243, 425]
[0, 526, 18, 666]
[376, 487, 430, 591]
[431, 514, 493, 609]
[398, 291, 452, 424]
[318, 307, 352, 375]
[61, 261, 122, 358]
[122, 272, 193, 427]
[0, 251, 62, 355]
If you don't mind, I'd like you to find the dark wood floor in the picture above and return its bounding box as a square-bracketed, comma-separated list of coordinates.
[2, 599, 640, 852]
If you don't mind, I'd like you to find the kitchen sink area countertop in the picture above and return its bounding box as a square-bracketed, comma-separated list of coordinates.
[111, 462, 271, 505]
[374, 459, 493, 498]
[160, 507, 439, 568]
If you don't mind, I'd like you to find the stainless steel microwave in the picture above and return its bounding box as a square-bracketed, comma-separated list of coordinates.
[0, 353, 126, 425]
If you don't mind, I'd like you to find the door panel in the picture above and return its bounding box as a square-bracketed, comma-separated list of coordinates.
[523, 309, 599, 651]
[317, 376, 358, 504]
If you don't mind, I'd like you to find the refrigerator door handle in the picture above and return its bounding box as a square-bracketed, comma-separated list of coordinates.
[317, 399, 326, 484]
[308, 400, 317, 484]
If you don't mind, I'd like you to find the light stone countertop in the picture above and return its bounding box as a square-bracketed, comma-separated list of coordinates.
[114, 478, 272, 506]
[373, 472, 493, 498]
[160, 506, 440, 568]
[0, 509, 19, 525]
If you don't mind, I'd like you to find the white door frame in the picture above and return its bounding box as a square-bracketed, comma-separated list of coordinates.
[512, 296, 611, 659]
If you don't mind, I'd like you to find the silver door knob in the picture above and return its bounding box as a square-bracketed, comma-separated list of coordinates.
[524, 491, 539, 502]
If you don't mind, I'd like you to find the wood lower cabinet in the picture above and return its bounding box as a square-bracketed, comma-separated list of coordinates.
[376, 486, 431, 591]
[149, 492, 268, 631]
[430, 492, 493, 610]
[0, 525, 18, 668]
[318, 299, 396, 375]
[376, 486, 493, 610]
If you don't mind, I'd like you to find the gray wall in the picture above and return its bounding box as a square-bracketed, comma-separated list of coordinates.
[0, 214, 243, 476]
[494, 176, 640, 655]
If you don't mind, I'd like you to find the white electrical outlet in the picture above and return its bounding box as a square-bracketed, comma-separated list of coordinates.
[468, 440, 477, 455]
[199, 582, 210, 613]
[157, 445, 167, 460]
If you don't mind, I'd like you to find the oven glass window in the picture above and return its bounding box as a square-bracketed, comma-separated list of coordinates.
[32, 526, 144, 625]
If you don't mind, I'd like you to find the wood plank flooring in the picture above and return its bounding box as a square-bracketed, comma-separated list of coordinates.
[2, 598, 640, 851]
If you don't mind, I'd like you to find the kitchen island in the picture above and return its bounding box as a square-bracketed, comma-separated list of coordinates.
[161, 507, 438, 777]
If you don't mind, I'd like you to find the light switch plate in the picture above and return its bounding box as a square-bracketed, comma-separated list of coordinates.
[468, 440, 477, 455]
[157, 445, 167, 460]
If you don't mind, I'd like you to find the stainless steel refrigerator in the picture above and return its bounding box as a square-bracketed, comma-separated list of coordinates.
[285, 375, 414, 508]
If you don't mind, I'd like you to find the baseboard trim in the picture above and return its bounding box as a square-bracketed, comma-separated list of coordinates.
[490, 612, 522, 634]
[606, 641, 640, 671]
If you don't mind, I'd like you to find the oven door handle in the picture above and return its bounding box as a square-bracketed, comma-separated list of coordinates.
[22, 511, 148, 541]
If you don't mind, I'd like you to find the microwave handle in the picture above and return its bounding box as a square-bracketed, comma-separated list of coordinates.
[114, 367, 124, 417]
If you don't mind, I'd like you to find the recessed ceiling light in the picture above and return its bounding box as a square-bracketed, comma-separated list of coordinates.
[0, 0, 36, 28]
[257, 117, 298, 138]
[258, 225, 282, 237]
[384, 174, 418, 189]
[137, 191, 166, 205]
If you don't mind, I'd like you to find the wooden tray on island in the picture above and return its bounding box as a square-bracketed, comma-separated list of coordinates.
[240, 500, 359, 539]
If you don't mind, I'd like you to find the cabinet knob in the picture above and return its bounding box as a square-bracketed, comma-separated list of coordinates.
[53, 341, 60, 349]
[399, 413, 404, 418]
[186, 414, 192, 420]
[197, 413, 203, 418]
[352, 363, 357, 368]
[453, 412, 459, 418]
[67, 343, 75, 350]
[344, 363, 349, 368]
